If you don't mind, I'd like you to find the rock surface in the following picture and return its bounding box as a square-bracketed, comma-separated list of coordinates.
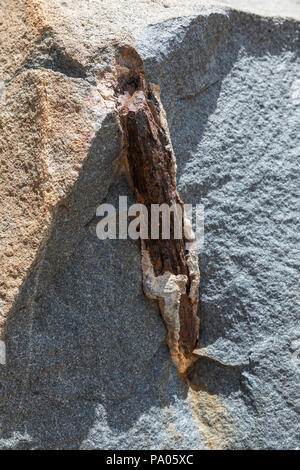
[217, 0, 300, 20]
[0, 0, 299, 449]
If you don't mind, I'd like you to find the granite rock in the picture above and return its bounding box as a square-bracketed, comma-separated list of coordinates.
[0, 0, 299, 449]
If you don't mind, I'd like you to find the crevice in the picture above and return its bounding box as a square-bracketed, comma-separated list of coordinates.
[179, 80, 220, 101]
[114, 47, 201, 379]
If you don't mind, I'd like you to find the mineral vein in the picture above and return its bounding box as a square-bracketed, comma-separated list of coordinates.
[117, 69, 200, 377]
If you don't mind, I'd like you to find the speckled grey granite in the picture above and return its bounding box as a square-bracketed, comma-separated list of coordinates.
[137, 9, 300, 449]
[0, 6, 299, 449]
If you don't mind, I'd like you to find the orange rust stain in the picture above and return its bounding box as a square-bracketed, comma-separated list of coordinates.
[188, 387, 235, 450]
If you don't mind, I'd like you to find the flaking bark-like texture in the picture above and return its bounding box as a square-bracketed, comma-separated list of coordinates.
[118, 77, 200, 376]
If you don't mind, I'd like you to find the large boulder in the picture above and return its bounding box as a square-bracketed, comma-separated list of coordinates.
[0, 0, 299, 449]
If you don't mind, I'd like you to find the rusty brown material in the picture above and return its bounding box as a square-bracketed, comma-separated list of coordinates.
[117, 73, 200, 378]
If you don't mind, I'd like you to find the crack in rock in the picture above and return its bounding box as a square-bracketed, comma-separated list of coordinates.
[115, 49, 201, 378]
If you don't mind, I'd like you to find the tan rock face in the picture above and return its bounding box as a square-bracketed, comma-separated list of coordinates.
[0, 0, 128, 336]
[0, 67, 118, 335]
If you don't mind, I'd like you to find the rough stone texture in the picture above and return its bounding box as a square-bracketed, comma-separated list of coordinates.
[0, 68, 121, 333]
[0, 0, 299, 450]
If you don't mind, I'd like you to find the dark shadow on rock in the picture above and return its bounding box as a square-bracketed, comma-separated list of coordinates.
[188, 357, 242, 397]
[0, 173, 189, 448]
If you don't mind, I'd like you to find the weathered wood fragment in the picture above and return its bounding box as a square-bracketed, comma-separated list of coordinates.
[117, 74, 200, 377]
